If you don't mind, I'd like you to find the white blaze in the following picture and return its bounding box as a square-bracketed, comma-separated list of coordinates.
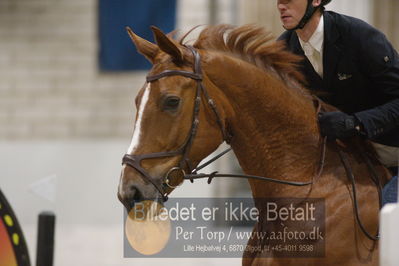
[128, 83, 151, 154]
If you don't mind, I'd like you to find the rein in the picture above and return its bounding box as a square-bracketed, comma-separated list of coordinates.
[337, 148, 381, 241]
[122, 45, 380, 242]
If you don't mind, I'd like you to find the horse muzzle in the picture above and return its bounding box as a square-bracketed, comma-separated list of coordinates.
[118, 165, 163, 212]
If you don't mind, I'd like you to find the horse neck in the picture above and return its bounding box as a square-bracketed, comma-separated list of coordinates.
[203, 53, 322, 195]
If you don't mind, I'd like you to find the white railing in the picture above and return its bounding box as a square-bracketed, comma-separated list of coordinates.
[380, 190, 399, 265]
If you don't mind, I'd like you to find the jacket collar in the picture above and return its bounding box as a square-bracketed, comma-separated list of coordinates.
[289, 11, 341, 86]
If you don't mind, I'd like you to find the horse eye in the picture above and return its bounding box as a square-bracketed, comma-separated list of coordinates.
[163, 96, 181, 111]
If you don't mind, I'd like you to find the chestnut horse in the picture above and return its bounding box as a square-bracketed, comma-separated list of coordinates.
[117, 24, 390, 265]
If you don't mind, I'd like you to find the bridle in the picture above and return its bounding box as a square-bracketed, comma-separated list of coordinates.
[122, 45, 380, 241]
[122, 45, 231, 202]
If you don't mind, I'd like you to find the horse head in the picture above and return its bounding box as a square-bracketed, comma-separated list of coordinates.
[118, 27, 231, 211]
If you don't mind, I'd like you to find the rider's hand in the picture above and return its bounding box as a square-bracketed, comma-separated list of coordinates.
[318, 111, 363, 140]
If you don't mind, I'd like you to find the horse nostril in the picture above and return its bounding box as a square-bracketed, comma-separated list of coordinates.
[131, 185, 145, 202]
[120, 185, 145, 212]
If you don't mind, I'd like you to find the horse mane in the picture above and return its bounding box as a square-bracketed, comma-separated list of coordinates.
[184, 24, 307, 92]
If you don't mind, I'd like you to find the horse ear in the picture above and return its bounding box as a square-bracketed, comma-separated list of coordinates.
[151, 26, 184, 62]
[126, 27, 159, 63]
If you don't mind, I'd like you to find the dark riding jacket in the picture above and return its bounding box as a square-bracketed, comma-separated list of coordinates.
[278, 11, 399, 147]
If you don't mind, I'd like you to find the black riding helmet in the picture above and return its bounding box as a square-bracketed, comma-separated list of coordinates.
[292, 0, 332, 30]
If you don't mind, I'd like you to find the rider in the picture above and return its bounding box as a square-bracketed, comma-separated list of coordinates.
[276, 0, 399, 204]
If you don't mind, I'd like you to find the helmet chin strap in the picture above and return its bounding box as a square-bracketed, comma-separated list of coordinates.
[289, 0, 321, 31]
